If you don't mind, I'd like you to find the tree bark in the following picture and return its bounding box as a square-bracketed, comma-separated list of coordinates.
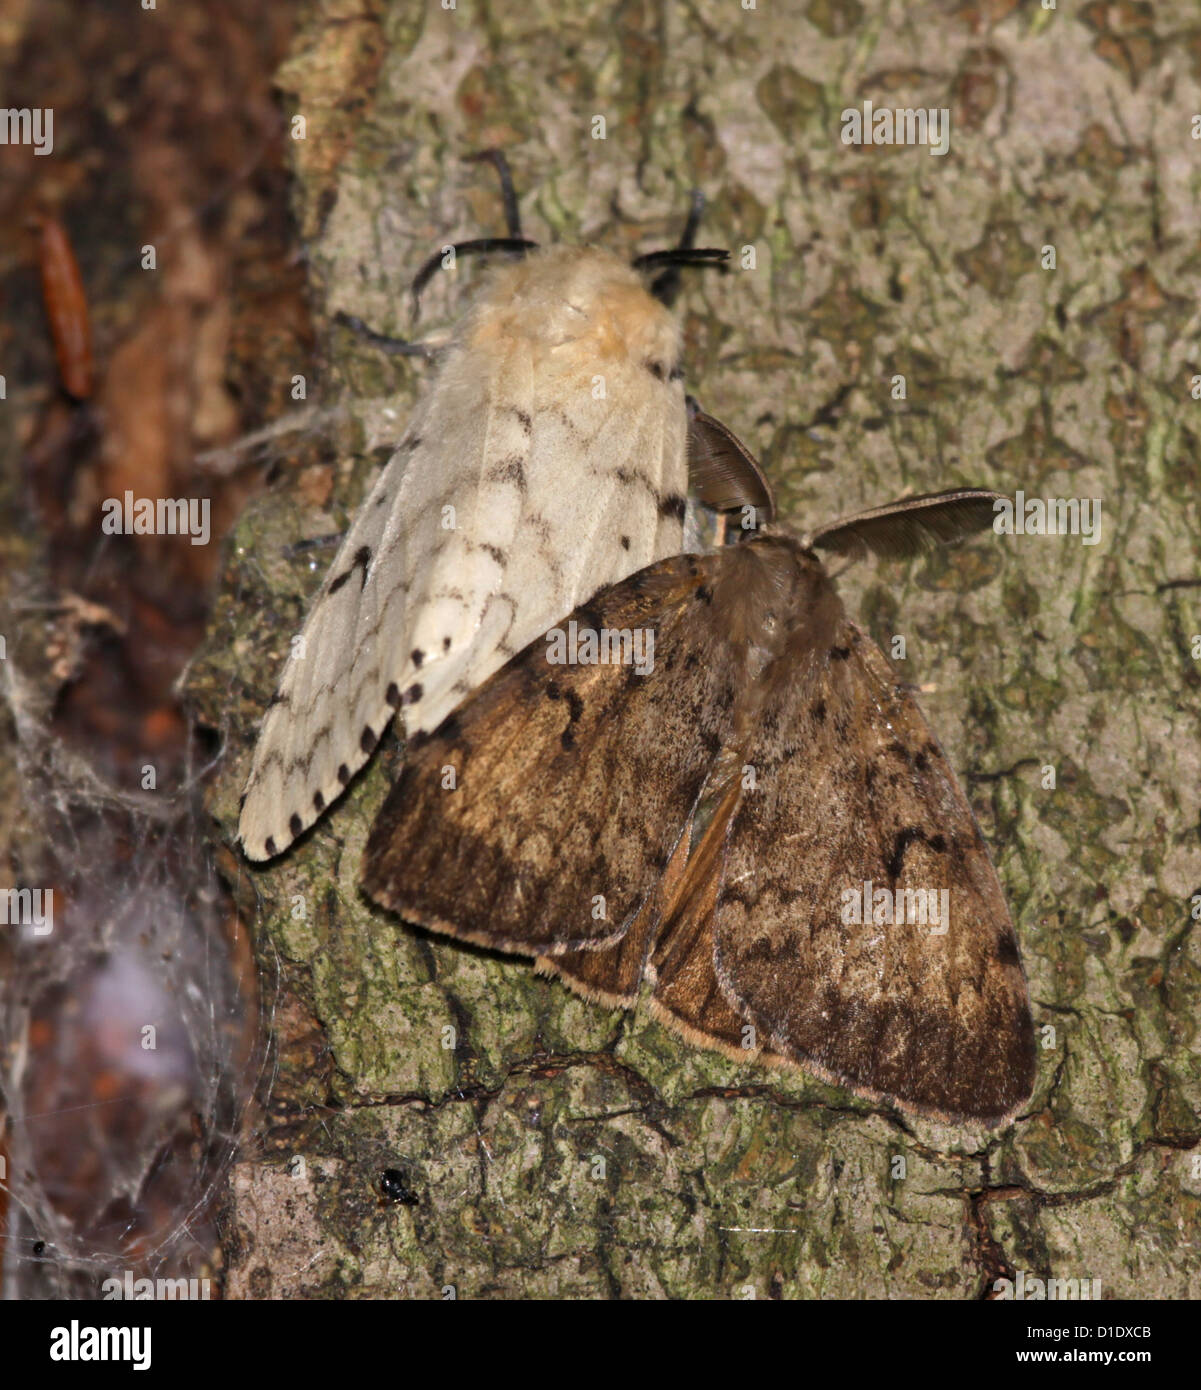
[185, 0, 1201, 1298]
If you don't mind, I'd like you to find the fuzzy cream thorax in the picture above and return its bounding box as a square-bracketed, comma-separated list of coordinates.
[462, 247, 682, 379]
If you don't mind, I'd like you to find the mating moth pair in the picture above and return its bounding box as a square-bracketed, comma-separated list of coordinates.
[239, 160, 1035, 1126]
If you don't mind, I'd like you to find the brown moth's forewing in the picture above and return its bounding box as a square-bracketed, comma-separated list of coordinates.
[362, 552, 756, 955]
[682, 550, 1034, 1124]
[362, 519, 1035, 1127]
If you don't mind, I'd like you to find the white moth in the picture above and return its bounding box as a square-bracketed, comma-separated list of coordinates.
[239, 243, 702, 860]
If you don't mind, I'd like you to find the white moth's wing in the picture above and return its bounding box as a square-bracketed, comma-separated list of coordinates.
[239, 247, 688, 860]
[362, 344, 535, 741]
[409, 340, 688, 735]
[238, 345, 533, 860]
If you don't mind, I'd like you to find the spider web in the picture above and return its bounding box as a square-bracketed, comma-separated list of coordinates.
[0, 657, 274, 1301]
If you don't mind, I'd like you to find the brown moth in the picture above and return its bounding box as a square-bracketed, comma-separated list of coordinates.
[362, 488, 1036, 1126]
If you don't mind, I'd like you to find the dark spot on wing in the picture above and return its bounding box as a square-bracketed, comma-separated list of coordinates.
[560, 728, 576, 750]
[811, 698, 826, 723]
[442, 635, 452, 651]
[696, 585, 714, 605]
[830, 645, 851, 661]
[512, 408, 532, 435]
[644, 359, 667, 380]
[565, 689, 584, 724]
[658, 493, 686, 522]
[360, 725, 375, 754]
[404, 682, 423, 705]
[386, 682, 401, 709]
[887, 826, 925, 881]
[718, 883, 754, 911]
[329, 545, 372, 594]
[997, 933, 1020, 966]
[578, 603, 605, 634]
[337, 763, 351, 786]
[313, 790, 325, 812]
[620, 535, 630, 550]
[546, 680, 561, 701]
[488, 453, 527, 490]
[627, 567, 652, 591]
[264, 836, 277, 856]
[411, 648, 424, 669]
[289, 813, 303, 838]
